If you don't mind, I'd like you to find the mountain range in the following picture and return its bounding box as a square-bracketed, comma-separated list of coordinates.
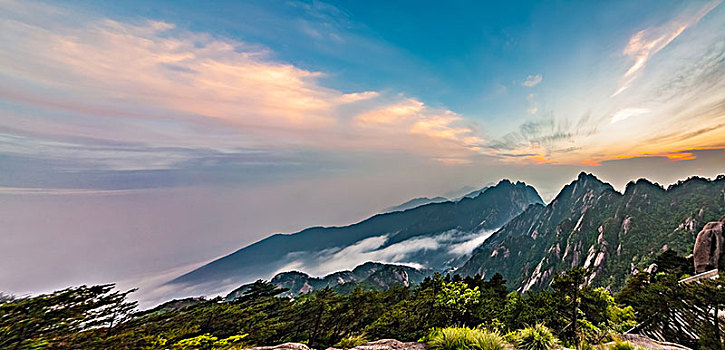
[225, 262, 431, 299]
[457, 173, 725, 291]
[167, 172, 725, 299]
[168, 180, 543, 297]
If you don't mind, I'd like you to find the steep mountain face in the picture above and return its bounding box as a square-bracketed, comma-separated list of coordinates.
[168, 180, 543, 297]
[457, 173, 725, 291]
[225, 262, 431, 300]
[383, 197, 448, 213]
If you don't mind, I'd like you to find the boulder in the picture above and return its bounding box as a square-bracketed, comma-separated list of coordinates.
[246, 343, 310, 350]
[350, 339, 426, 350]
[603, 334, 692, 349]
[693, 215, 725, 273]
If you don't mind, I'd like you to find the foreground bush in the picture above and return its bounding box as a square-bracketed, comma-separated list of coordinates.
[514, 324, 558, 350]
[335, 335, 368, 349]
[427, 327, 506, 350]
[609, 341, 635, 350]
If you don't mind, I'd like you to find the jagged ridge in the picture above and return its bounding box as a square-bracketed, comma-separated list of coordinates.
[225, 262, 431, 300]
[457, 172, 725, 291]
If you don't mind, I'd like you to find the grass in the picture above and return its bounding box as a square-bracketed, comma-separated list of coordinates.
[513, 324, 558, 350]
[427, 326, 506, 350]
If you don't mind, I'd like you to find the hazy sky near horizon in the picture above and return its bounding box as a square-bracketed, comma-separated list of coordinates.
[1, 0, 725, 301]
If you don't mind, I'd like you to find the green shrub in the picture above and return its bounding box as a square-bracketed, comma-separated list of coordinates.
[469, 329, 506, 350]
[514, 324, 558, 350]
[502, 331, 517, 343]
[609, 341, 635, 350]
[335, 335, 368, 349]
[427, 327, 506, 350]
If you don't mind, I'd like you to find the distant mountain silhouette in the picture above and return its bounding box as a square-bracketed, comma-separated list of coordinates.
[167, 179, 543, 297]
[382, 196, 448, 213]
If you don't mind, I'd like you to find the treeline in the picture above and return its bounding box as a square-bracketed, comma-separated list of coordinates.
[1, 250, 724, 349]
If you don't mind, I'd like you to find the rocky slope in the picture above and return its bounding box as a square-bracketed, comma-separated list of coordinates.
[169, 180, 543, 297]
[457, 172, 725, 291]
[226, 262, 431, 299]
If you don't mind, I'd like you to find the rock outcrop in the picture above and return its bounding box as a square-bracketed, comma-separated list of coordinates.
[246, 340, 426, 350]
[607, 334, 692, 349]
[328, 339, 426, 350]
[246, 343, 311, 350]
[693, 215, 725, 273]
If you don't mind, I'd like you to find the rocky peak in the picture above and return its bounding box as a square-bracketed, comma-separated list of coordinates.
[624, 178, 665, 195]
[552, 173, 612, 204]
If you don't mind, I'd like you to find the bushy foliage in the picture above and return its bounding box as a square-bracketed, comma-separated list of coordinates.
[335, 335, 367, 349]
[608, 340, 635, 350]
[171, 333, 247, 350]
[514, 324, 557, 350]
[468, 329, 506, 350]
[0, 284, 137, 349]
[3, 260, 722, 350]
[427, 327, 505, 350]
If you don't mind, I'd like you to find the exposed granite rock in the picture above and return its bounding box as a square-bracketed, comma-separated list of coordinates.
[350, 339, 426, 350]
[600, 334, 692, 349]
[693, 215, 725, 273]
[246, 343, 310, 350]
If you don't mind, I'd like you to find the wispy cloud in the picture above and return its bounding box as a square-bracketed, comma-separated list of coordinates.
[489, 1, 725, 166]
[610, 107, 650, 124]
[611, 1, 722, 96]
[522, 74, 543, 87]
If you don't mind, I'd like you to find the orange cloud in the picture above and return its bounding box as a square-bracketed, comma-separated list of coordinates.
[591, 147, 725, 164]
[354, 99, 483, 159]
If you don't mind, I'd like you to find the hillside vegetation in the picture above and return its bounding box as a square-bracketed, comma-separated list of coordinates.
[2, 252, 724, 349]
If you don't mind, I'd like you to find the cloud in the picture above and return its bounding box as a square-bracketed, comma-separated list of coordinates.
[522, 74, 543, 87]
[612, 1, 721, 96]
[354, 98, 484, 163]
[276, 228, 496, 277]
[0, 0, 486, 177]
[489, 2, 725, 167]
[610, 107, 650, 124]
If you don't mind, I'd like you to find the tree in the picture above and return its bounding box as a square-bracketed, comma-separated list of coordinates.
[654, 249, 693, 278]
[0, 284, 137, 349]
[551, 267, 586, 349]
[683, 272, 725, 349]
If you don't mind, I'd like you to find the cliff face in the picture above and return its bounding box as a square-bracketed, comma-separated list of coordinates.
[693, 215, 725, 273]
[458, 173, 725, 291]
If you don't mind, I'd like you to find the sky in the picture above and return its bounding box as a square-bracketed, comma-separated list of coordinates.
[1, 0, 724, 304]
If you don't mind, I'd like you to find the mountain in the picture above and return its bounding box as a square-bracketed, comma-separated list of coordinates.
[457, 172, 725, 291]
[168, 179, 544, 297]
[383, 196, 448, 213]
[382, 183, 493, 213]
[443, 185, 478, 200]
[225, 262, 431, 300]
[457, 186, 491, 200]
